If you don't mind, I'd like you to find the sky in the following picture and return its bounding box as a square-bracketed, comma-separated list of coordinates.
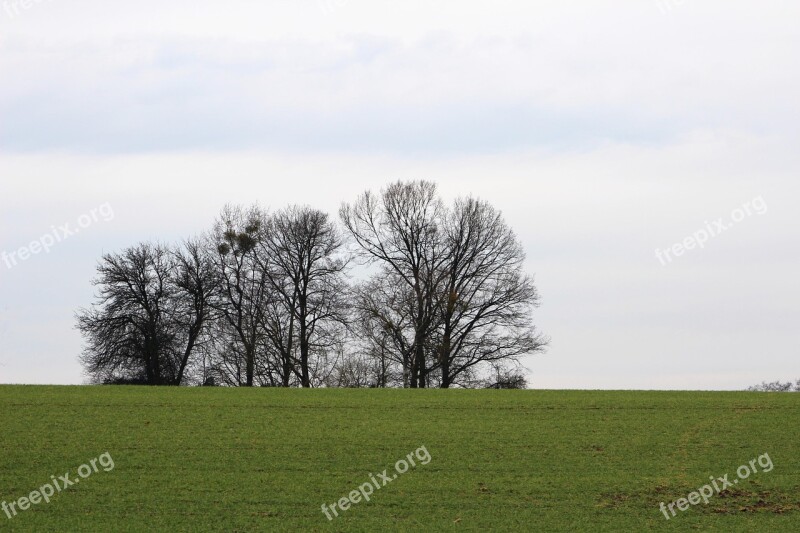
[0, 0, 798, 389]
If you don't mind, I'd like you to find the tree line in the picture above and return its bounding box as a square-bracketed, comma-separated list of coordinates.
[746, 380, 800, 392]
[77, 180, 548, 388]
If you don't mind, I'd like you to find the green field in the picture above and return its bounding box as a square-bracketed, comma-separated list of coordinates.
[0, 387, 798, 531]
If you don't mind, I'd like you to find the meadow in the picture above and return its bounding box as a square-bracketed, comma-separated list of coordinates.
[0, 386, 798, 531]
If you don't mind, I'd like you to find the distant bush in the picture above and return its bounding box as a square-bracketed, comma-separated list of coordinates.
[485, 374, 528, 390]
[746, 380, 800, 392]
[103, 376, 151, 386]
[483, 365, 528, 390]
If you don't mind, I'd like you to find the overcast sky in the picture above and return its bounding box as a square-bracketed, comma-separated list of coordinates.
[1, 1, 798, 388]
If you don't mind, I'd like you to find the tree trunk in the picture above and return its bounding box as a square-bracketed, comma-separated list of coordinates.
[440, 330, 452, 388]
[299, 297, 310, 388]
[412, 331, 426, 388]
[245, 342, 255, 387]
[300, 334, 310, 387]
[283, 311, 295, 387]
[176, 323, 201, 386]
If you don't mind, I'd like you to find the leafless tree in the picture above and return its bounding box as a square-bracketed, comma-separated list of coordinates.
[351, 272, 418, 387]
[324, 352, 382, 388]
[209, 205, 271, 387]
[480, 362, 529, 389]
[77, 242, 213, 385]
[171, 238, 221, 384]
[435, 197, 548, 388]
[342, 183, 547, 388]
[258, 206, 349, 387]
[256, 294, 298, 387]
[341, 180, 446, 388]
[746, 380, 800, 392]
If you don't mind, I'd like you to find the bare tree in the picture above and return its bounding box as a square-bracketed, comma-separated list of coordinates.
[259, 206, 348, 387]
[435, 197, 548, 388]
[171, 238, 221, 385]
[209, 205, 270, 387]
[257, 294, 298, 387]
[341, 181, 446, 388]
[481, 362, 529, 389]
[342, 184, 547, 388]
[324, 352, 382, 388]
[351, 272, 417, 387]
[77, 243, 191, 385]
[746, 380, 800, 392]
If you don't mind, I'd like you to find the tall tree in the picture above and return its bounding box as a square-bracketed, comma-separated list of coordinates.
[209, 205, 270, 387]
[171, 238, 221, 385]
[341, 180, 446, 388]
[436, 197, 548, 387]
[260, 206, 348, 387]
[351, 271, 417, 387]
[77, 243, 193, 385]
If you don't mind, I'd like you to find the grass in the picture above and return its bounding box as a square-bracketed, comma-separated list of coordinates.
[0, 386, 798, 531]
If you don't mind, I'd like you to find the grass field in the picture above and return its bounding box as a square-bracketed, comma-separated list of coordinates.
[0, 386, 798, 531]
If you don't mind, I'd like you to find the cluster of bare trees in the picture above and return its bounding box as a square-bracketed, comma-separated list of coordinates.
[77, 181, 547, 388]
[746, 380, 800, 392]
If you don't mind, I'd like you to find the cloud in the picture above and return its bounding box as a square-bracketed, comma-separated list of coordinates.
[2, 1, 799, 154]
